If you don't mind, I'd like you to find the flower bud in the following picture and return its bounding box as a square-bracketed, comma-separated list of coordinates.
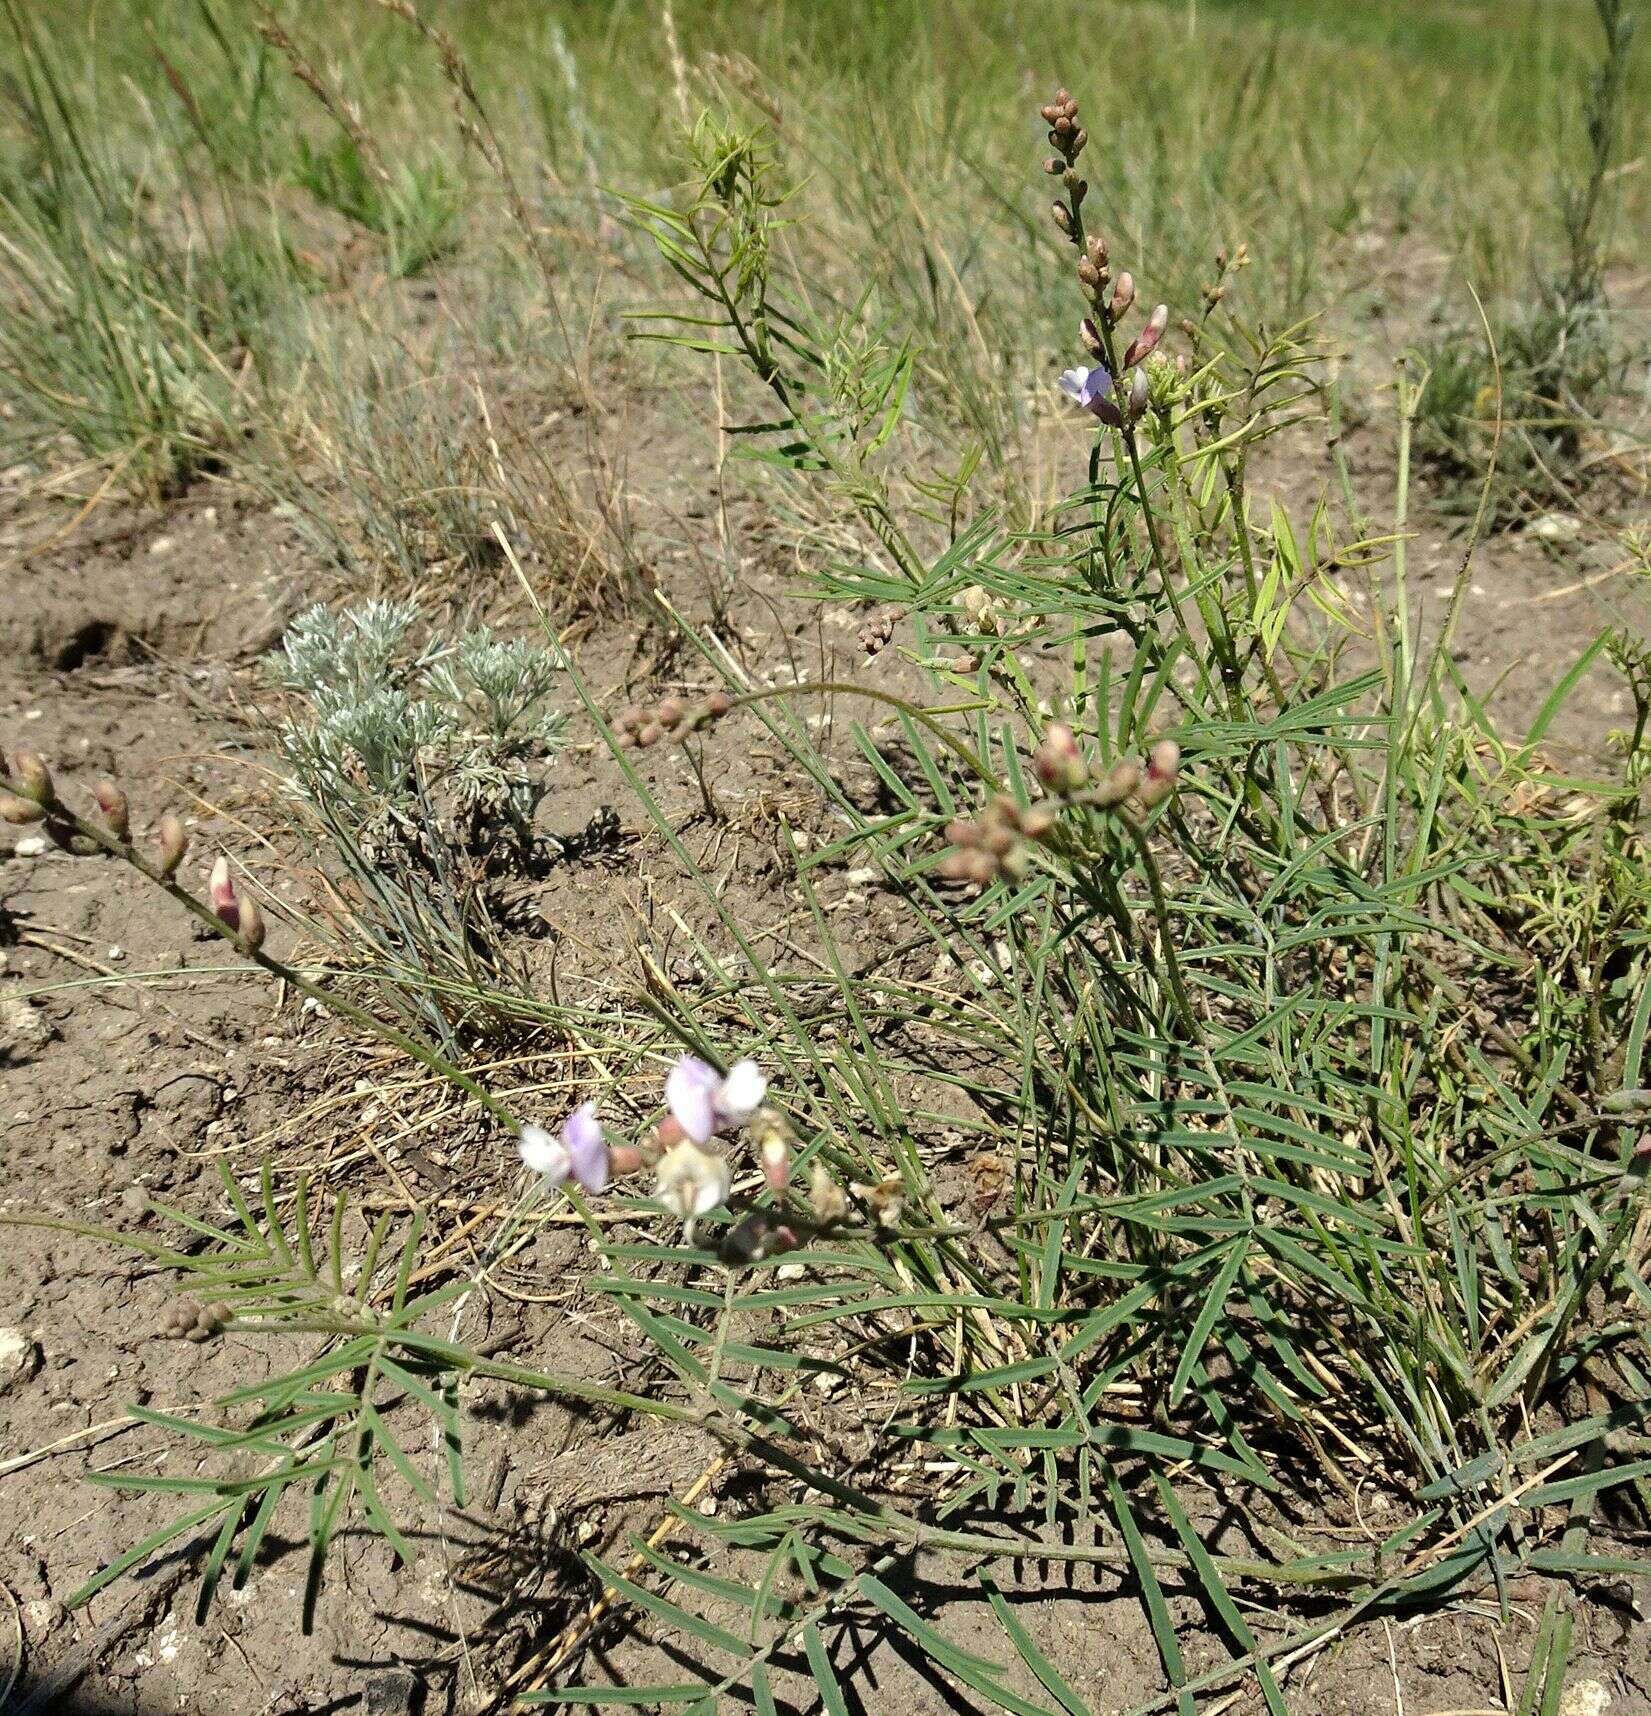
[1094, 759, 1141, 807]
[1039, 103, 1061, 123]
[706, 690, 733, 718]
[12, 751, 53, 806]
[238, 893, 266, 953]
[657, 697, 685, 729]
[1021, 804, 1061, 842]
[1128, 368, 1150, 420]
[760, 1131, 790, 1193]
[1124, 305, 1169, 368]
[637, 722, 663, 748]
[1032, 723, 1087, 796]
[1071, 129, 1088, 157]
[1, 791, 44, 825]
[1085, 234, 1108, 272]
[94, 781, 129, 841]
[1050, 201, 1073, 237]
[1043, 156, 1063, 176]
[157, 813, 188, 877]
[1080, 317, 1105, 359]
[1139, 739, 1182, 808]
[209, 856, 240, 932]
[1110, 272, 1136, 319]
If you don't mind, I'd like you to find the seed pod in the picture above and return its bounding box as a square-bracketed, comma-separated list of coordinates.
[157, 813, 188, 877]
[94, 781, 130, 841]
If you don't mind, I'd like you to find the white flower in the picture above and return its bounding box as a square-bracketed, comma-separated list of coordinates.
[518, 1123, 571, 1182]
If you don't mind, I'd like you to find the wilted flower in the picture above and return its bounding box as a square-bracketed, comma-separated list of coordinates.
[655, 1140, 732, 1220]
[808, 1162, 848, 1225]
[519, 1100, 610, 1193]
[665, 1054, 767, 1144]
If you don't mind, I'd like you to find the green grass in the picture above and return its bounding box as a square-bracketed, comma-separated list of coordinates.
[2, 2, 1650, 1712]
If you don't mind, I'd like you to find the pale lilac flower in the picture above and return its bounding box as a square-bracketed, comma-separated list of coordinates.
[1058, 363, 1131, 427]
[665, 1055, 768, 1144]
[519, 1100, 610, 1192]
[654, 1140, 732, 1220]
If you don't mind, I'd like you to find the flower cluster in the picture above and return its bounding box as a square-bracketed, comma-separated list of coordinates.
[938, 728, 1185, 888]
[615, 691, 733, 749]
[938, 795, 1058, 886]
[1039, 85, 1171, 431]
[2, 747, 273, 956]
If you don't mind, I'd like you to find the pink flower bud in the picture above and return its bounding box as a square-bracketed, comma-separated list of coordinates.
[760, 1131, 791, 1193]
[94, 781, 130, 841]
[1080, 317, 1104, 358]
[1139, 739, 1182, 807]
[1032, 723, 1087, 796]
[1124, 305, 1169, 368]
[209, 856, 240, 932]
[657, 697, 685, 729]
[157, 813, 188, 877]
[706, 691, 732, 718]
[1128, 368, 1149, 420]
[1111, 272, 1136, 319]
[608, 1142, 644, 1176]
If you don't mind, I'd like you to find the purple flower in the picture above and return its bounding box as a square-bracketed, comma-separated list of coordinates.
[1058, 364, 1125, 427]
[519, 1100, 609, 1192]
[665, 1054, 768, 1145]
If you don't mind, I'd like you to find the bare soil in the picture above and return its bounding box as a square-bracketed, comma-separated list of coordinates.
[3, 400, 1650, 1716]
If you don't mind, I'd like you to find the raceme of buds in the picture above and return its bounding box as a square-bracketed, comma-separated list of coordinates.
[1040, 88, 1084, 166]
[939, 794, 1058, 887]
[209, 856, 240, 933]
[1124, 304, 1169, 368]
[1033, 723, 1088, 796]
[1139, 739, 1182, 809]
[616, 690, 734, 749]
[859, 607, 899, 656]
[157, 813, 188, 877]
[94, 781, 130, 841]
